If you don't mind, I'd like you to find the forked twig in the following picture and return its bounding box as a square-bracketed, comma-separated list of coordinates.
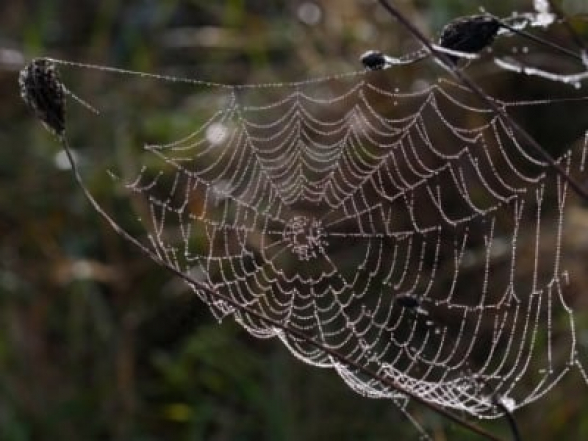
[376, 0, 588, 202]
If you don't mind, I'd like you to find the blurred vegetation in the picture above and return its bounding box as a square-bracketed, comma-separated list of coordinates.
[2, 1, 588, 440]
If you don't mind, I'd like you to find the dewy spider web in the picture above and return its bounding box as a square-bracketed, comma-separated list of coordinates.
[139, 78, 586, 418]
[19, 5, 588, 437]
[40, 57, 588, 421]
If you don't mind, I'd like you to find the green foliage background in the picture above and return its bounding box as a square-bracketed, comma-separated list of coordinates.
[1, 1, 588, 440]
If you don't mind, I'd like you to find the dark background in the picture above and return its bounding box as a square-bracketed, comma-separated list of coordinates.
[1, 1, 588, 440]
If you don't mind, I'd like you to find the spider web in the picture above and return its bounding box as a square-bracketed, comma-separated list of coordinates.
[28, 3, 588, 430]
[56, 63, 587, 420]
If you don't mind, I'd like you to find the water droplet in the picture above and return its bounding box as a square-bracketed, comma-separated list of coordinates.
[499, 396, 516, 411]
[297, 2, 322, 26]
[206, 122, 229, 145]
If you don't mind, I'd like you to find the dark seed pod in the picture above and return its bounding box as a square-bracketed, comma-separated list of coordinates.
[360, 50, 387, 71]
[438, 15, 501, 63]
[19, 58, 66, 135]
[396, 295, 419, 309]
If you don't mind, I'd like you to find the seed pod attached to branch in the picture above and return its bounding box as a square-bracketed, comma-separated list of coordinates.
[19, 58, 66, 136]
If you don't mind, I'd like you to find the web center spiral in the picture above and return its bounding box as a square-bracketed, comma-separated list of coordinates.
[282, 216, 326, 261]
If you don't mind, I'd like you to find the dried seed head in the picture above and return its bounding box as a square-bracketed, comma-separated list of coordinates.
[438, 15, 501, 63]
[395, 295, 420, 309]
[19, 58, 66, 135]
[360, 50, 387, 71]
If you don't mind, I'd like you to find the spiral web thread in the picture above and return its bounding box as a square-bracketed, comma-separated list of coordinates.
[59, 63, 582, 421]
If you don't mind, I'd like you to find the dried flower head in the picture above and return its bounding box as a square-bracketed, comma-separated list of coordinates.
[360, 50, 387, 71]
[438, 15, 501, 63]
[19, 58, 66, 135]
